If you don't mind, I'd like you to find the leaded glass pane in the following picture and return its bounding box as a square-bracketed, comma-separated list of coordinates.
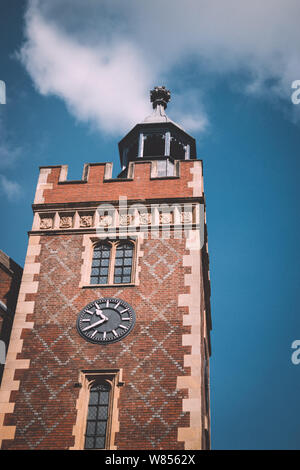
[88, 406, 97, 420]
[98, 406, 108, 420]
[113, 242, 133, 284]
[95, 437, 105, 449]
[89, 391, 98, 405]
[99, 391, 109, 405]
[90, 243, 111, 285]
[123, 243, 132, 249]
[85, 437, 94, 449]
[101, 259, 109, 267]
[92, 259, 101, 267]
[97, 421, 106, 435]
[86, 421, 96, 435]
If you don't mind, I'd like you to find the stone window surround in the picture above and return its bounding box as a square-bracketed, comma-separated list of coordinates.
[70, 369, 122, 450]
[80, 233, 143, 289]
[89, 239, 135, 286]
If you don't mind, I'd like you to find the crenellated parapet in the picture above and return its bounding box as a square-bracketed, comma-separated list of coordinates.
[33, 159, 204, 206]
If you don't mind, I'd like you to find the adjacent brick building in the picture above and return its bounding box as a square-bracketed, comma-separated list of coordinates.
[0, 87, 212, 450]
[0, 251, 22, 385]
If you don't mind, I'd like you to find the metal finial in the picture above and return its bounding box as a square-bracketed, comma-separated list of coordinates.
[150, 86, 171, 110]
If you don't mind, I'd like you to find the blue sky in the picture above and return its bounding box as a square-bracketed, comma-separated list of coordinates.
[1, 0, 300, 450]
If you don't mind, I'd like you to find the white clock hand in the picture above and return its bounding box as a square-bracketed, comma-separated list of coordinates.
[95, 309, 108, 321]
[82, 318, 107, 332]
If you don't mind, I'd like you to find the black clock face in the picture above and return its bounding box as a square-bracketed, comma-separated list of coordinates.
[77, 298, 136, 344]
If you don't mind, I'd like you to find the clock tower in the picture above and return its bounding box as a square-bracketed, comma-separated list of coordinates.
[0, 87, 212, 450]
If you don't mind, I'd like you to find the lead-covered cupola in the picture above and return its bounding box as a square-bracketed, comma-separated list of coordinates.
[118, 86, 197, 177]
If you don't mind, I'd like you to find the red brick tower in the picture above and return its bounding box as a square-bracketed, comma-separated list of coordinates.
[0, 87, 211, 450]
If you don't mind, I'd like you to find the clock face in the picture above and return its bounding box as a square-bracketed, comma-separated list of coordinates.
[77, 298, 136, 344]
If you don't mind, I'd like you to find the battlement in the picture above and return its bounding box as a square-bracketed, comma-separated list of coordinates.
[34, 159, 204, 206]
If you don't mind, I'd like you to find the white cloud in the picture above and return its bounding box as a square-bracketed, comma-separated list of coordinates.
[19, 2, 151, 134]
[0, 175, 21, 201]
[19, 0, 300, 135]
[171, 89, 209, 133]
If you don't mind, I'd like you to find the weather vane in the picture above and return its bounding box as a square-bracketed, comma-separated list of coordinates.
[150, 86, 171, 109]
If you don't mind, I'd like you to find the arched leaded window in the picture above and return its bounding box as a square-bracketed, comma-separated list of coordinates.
[90, 240, 135, 285]
[90, 243, 111, 285]
[84, 381, 111, 449]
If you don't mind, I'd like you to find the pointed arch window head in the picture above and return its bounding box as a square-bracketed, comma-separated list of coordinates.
[90, 240, 135, 286]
